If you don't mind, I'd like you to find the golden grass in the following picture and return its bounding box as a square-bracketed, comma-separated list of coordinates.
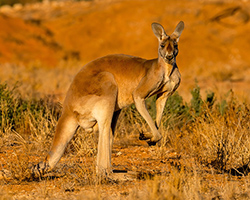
[0, 61, 82, 100]
[1, 63, 250, 199]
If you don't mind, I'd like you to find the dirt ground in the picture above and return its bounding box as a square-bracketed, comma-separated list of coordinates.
[0, 135, 186, 199]
[1, 136, 247, 199]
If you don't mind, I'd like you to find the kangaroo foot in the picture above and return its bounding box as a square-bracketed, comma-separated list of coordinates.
[147, 135, 162, 146]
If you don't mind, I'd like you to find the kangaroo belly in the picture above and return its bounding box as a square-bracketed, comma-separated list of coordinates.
[116, 91, 134, 110]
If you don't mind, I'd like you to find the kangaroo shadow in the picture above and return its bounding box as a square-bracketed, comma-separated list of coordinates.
[226, 164, 250, 176]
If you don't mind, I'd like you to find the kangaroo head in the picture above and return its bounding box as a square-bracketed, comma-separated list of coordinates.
[151, 21, 184, 64]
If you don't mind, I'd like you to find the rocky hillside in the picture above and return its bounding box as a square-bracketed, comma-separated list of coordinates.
[0, 0, 250, 100]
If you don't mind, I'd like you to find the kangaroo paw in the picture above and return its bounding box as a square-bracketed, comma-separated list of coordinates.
[139, 132, 153, 141]
[146, 134, 162, 146]
[139, 131, 162, 146]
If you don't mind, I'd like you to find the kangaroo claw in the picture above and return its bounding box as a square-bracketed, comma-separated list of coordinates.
[31, 162, 50, 178]
[139, 132, 153, 140]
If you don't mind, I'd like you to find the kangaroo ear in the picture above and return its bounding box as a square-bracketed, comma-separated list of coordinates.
[151, 22, 167, 41]
[171, 21, 184, 42]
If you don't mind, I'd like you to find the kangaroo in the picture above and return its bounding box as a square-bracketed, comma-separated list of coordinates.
[33, 21, 184, 176]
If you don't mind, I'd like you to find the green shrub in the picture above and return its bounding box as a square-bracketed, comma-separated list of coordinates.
[163, 92, 190, 130]
[0, 83, 61, 134]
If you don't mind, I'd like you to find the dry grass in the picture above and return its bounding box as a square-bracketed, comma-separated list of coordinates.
[1, 65, 250, 199]
[0, 61, 81, 100]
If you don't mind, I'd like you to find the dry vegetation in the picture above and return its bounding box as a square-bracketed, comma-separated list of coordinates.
[1, 71, 250, 199]
[1, 0, 250, 199]
[1, 0, 250, 100]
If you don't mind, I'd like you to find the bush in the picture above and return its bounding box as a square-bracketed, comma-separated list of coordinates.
[0, 83, 61, 134]
[174, 89, 250, 173]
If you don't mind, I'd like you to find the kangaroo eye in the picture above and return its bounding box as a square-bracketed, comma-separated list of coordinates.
[160, 44, 165, 48]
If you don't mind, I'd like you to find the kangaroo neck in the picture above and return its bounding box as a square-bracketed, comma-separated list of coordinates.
[157, 56, 174, 77]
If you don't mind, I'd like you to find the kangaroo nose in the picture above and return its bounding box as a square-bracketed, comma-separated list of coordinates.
[166, 54, 173, 60]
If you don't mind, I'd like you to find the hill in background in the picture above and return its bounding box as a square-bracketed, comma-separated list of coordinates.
[0, 0, 250, 101]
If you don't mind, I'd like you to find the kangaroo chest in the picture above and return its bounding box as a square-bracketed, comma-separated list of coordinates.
[160, 65, 181, 95]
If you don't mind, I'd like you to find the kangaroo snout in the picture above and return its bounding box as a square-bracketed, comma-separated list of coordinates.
[166, 54, 173, 60]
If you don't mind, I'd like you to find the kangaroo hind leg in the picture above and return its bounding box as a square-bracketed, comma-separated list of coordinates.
[93, 76, 118, 176]
[33, 112, 78, 176]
